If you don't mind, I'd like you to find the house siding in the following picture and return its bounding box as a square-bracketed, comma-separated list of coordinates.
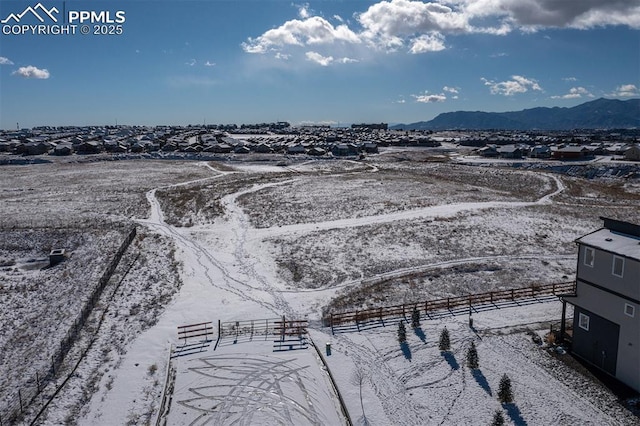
[571, 235, 640, 392]
[576, 244, 640, 302]
[572, 280, 640, 391]
[571, 306, 619, 376]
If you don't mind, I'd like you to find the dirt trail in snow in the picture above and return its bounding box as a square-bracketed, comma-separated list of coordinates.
[217, 179, 300, 316]
[280, 253, 575, 294]
[138, 163, 287, 316]
[145, 166, 567, 316]
[252, 173, 565, 239]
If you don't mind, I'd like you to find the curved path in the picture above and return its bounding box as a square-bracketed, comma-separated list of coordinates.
[252, 172, 564, 239]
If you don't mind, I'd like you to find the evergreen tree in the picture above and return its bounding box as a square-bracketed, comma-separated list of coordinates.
[491, 409, 505, 426]
[411, 307, 420, 328]
[498, 374, 513, 404]
[398, 321, 407, 343]
[466, 341, 479, 369]
[438, 327, 450, 351]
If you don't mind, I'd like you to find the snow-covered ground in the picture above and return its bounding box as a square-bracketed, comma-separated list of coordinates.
[1, 154, 639, 425]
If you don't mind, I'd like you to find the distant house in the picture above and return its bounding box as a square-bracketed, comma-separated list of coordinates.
[605, 143, 629, 155]
[497, 145, 523, 159]
[161, 142, 178, 152]
[552, 145, 591, 160]
[24, 141, 51, 155]
[254, 143, 273, 154]
[77, 141, 102, 154]
[561, 217, 640, 392]
[624, 144, 640, 161]
[53, 144, 73, 156]
[286, 144, 306, 155]
[529, 145, 551, 159]
[363, 142, 379, 154]
[234, 145, 251, 154]
[207, 143, 233, 153]
[308, 147, 326, 156]
[478, 145, 498, 157]
[331, 143, 358, 157]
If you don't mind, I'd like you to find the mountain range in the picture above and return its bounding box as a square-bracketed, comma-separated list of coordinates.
[391, 98, 640, 131]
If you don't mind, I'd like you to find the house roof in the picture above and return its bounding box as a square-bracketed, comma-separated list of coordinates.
[577, 228, 640, 261]
[557, 146, 589, 153]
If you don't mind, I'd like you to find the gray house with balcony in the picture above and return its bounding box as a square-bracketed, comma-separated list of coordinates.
[562, 217, 640, 392]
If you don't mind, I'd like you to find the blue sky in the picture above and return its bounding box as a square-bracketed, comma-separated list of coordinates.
[1, 0, 639, 129]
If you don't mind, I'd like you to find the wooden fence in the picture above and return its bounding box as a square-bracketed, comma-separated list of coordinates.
[0, 226, 137, 425]
[324, 281, 576, 332]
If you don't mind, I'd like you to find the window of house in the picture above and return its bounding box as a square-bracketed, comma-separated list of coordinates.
[612, 256, 624, 277]
[584, 247, 595, 267]
[625, 304, 635, 318]
[578, 313, 590, 331]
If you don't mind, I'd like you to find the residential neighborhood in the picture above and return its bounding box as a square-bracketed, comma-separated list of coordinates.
[1, 124, 639, 162]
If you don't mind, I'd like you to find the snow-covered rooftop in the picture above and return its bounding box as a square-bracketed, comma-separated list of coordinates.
[577, 228, 640, 260]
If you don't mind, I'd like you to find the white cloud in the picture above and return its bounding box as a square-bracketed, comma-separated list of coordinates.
[443, 86, 459, 94]
[275, 52, 291, 60]
[12, 65, 49, 79]
[297, 3, 311, 19]
[562, 76, 578, 82]
[0, 57, 14, 65]
[609, 84, 639, 97]
[242, 16, 361, 53]
[337, 57, 359, 64]
[358, 0, 471, 37]
[551, 86, 593, 99]
[204, 61, 216, 67]
[302, 51, 358, 66]
[490, 52, 508, 58]
[243, 0, 640, 61]
[458, 0, 640, 30]
[186, 59, 196, 66]
[409, 33, 446, 53]
[305, 51, 334, 66]
[482, 75, 542, 96]
[413, 92, 447, 103]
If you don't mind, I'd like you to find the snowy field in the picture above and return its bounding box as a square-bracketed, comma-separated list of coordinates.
[0, 153, 639, 425]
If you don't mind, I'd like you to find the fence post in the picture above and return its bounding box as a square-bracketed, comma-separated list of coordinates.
[18, 389, 23, 413]
[36, 371, 40, 392]
[511, 289, 515, 300]
[447, 298, 450, 310]
[330, 314, 334, 335]
[552, 282, 556, 294]
[379, 307, 383, 324]
[425, 300, 428, 315]
[281, 315, 286, 342]
[490, 292, 493, 303]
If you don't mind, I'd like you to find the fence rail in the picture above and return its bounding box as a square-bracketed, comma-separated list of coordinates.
[0, 226, 137, 426]
[325, 281, 576, 331]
